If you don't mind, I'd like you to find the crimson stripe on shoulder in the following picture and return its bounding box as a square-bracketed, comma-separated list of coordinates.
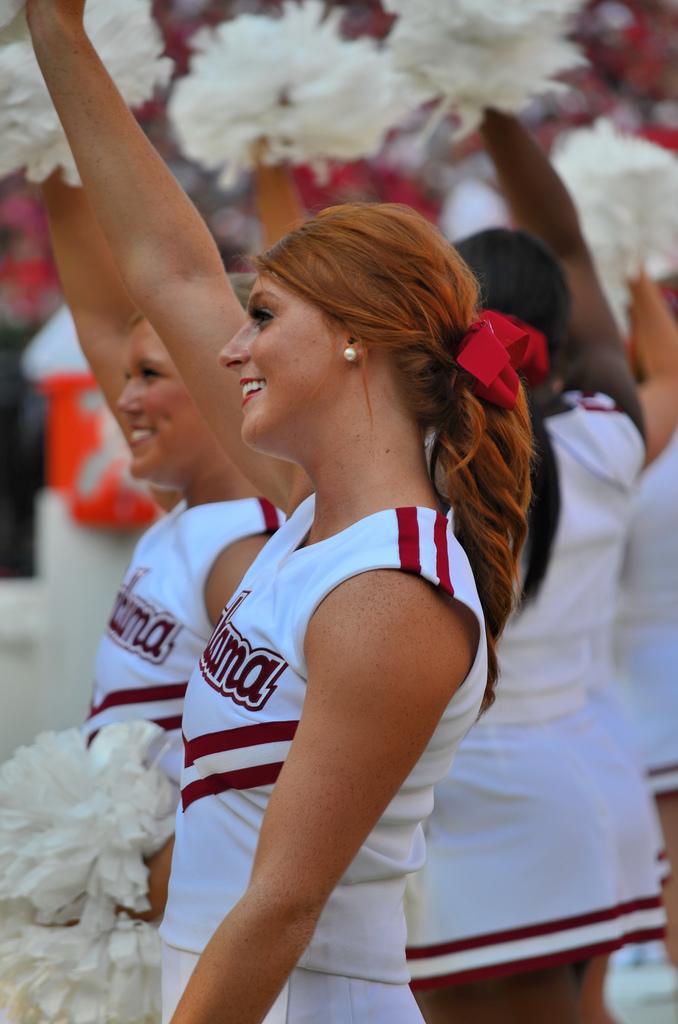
[433, 512, 454, 597]
[88, 681, 188, 719]
[575, 392, 623, 413]
[183, 720, 299, 768]
[396, 507, 421, 575]
[258, 498, 280, 533]
[578, 401, 623, 413]
[181, 761, 285, 811]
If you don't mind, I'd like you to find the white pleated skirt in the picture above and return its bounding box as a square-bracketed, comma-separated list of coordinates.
[617, 631, 678, 795]
[405, 703, 666, 988]
[588, 684, 668, 882]
[161, 943, 423, 1023]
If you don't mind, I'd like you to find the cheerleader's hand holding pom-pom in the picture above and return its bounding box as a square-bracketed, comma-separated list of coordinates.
[0, 900, 163, 1024]
[0, 722, 177, 923]
[4, 0, 172, 185]
[383, 0, 587, 138]
[167, 0, 414, 187]
[553, 119, 678, 332]
[0, 722, 176, 1022]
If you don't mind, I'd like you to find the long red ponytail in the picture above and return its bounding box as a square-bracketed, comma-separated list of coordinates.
[255, 203, 532, 708]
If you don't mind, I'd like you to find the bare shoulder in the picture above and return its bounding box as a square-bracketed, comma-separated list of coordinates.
[204, 533, 271, 625]
[305, 569, 479, 710]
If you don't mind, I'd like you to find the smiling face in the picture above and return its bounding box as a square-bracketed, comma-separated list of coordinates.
[116, 319, 217, 491]
[220, 275, 353, 463]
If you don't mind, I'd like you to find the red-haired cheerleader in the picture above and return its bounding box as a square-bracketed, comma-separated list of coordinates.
[26, 3, 535, 1020]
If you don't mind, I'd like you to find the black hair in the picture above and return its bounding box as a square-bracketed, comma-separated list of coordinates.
[455, 228, 570, 601]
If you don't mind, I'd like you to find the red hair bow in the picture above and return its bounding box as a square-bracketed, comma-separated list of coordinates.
[456, 310, 529, 410]
[506, 314, 550, 389]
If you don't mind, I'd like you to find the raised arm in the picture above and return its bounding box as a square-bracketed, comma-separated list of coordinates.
[254, 164, 305, 250]
[26, 1, 294, 509]
[629, 271, 678, 465]
[40, 174, 135, 420]
[479, 109, 643, 433]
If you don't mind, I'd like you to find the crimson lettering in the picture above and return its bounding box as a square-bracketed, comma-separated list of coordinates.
[107, 568, 181, 664]
[199, 591, 287, 711]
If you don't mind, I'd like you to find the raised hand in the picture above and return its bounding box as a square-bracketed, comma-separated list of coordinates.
[23, 0, 295, 510]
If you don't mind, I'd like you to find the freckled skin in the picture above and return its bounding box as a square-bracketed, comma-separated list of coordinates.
[221, 280, 347, 467]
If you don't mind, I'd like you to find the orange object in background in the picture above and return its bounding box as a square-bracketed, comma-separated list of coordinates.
[40, 372, 159, 529]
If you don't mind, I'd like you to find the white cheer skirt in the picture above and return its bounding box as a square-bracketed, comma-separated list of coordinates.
[588, 684, 669, 883]
[617, 629, 678, 795]
[161, 944, 423, 1023]
[405, 703, 666, 988]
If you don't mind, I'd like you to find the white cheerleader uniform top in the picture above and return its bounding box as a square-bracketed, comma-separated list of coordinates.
[484, 392, 644, 726]
[617, 426, 678, 645]
[615, 427, 678, 780]
[161, 495, 487, 983]
[82, 497, 281, 784]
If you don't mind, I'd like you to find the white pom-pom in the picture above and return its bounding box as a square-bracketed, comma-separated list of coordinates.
[0, 722, 176, 922]
[554, 119, 678, 330]
[383, 0, 587, 137]
[168, 0, 412, 186]
[0, 899, 33, 945]
[0, 0, 173, 184]
[0, 901, 161, 1024]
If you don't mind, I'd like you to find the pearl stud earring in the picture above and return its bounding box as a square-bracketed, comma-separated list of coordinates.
[343, 344, 359, 363]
